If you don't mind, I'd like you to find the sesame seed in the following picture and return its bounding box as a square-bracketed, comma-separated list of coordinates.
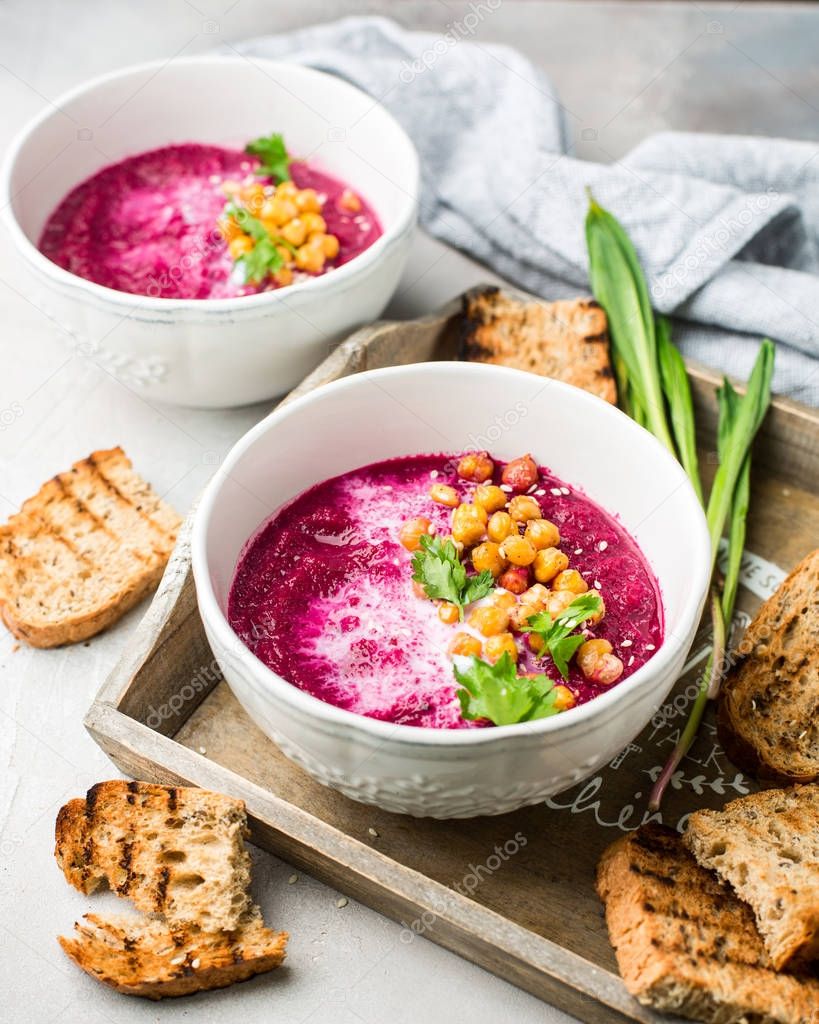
[550, 487, 562, 496]
[191, 958, 201, 969]
[527, 484, 537, 494]
[535, 488, 545, 496]
[288, 873, 299, 885]
[500, 484, 513, 493]
[368, 827, 379, 838]
[798, 729, 808, 740]
[430, 470, 439, 479]
[594, 580, 602, 590]
[170, 955, 186, 965]
[560, 487, 570, 495]
[336, 897, 348, 908]
[198, 746, 207, 755]
[598, 540, 608, 551]
[646, 643, 655, 651]
[158, 946, 174, 956]
[574, 548, 583, 555]
[621, 639, 632, 647]
[628, 655, 635, 666]
[751, 699, 757, 710]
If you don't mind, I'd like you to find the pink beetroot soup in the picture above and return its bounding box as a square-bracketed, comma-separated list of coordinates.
[228, 453, 663, 730]
[38, 143, 382, 300]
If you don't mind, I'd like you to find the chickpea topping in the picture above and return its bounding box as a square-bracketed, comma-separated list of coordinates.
[295, 243, 326, 273]
[412, 579, 428, 599]
[520, 584, 550, 608]
[545, 590, 576, 618]
[452, 503, 488, 547]
[484, 632, 518, 664]
[322, 234, 340, 259]
[487, 510, 516, 543]
[295, 188, 322, 213]
[300, 211, 327, 236]
[456, 451, 494, 483]
[552, 569, 588, 595]
[438, 602, 460, 625]
[498, 566, 530, 594]
[429, 483, 460, 507]
[399, 517, 433, 552]
[468, 605, 510, 636]
[489, 590, 518, 610]
[218, 216, 244, 242]
[526, 631, 545, 654]
[471, 541, 506, 578]
[508, 495, 541, 523]
[280, 217, 308, 247]
[524, 518, 561, 550]
[263, 196, 298, 226]
[533, 547, 569, 584]
[499, 535, 537, 567]
[274, 265, 294, 287]
[276, 180, 298, 199]
[473, 484, 507, 514]
[340, 188, 362, 212]
[587, 593, 606, 624]
[228, 235, 253, 259]
[501, 454, 538, 493]
[552, 685, 576, 711]
[450, 632, 482, 658]
[510, 601, 542, 632]
[577, 639, 623, 685]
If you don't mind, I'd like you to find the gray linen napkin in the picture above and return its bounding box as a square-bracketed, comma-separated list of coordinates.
[230, 16, 819, 405]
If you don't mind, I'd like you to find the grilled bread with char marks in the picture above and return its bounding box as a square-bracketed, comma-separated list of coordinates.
[596, 824, 819, 1024]
[0, 447, 180, 647]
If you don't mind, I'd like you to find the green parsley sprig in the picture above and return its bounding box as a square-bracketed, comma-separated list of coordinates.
[224, 202, 296, 285]
[245, 132, 291, 183]
[454, 652, 561, 726]
[520, 592, 603, 679]
[411, 534, 493, 620]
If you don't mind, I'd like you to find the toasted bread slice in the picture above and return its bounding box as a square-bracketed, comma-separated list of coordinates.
[718, 548, 819, 784]
[0, 447, 181, 647]
[55, 781, 252, 933]
[596, 824, 819, 1024]
[684, 785, 819, 971]
[59, 912, 287, 999]
[460, 288, 617, 403]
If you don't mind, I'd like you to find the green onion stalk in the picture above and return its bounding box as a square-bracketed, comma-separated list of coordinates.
[584, 197, 775, 811]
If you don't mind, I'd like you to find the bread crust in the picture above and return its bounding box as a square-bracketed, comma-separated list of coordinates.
[718, 548, 819, 785]
[596, 824, 819, 1024]
[0, 447, 181, 648]
[459, 287, 617, 404]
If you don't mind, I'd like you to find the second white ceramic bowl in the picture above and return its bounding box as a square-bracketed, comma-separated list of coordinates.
[193, 362, 711, 818]
[2, 57, 418, 407]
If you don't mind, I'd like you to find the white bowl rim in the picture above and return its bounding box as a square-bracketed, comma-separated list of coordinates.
[0, 55, 420, 314]
[192, 361, 712, 749]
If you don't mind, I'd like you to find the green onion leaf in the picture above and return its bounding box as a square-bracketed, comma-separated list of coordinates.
[657, 316, 703, 505]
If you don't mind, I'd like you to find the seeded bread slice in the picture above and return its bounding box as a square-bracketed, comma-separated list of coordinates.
[0, 447, 181, 647]
[55, 781, 252, 933]
[460, 288, 617, 404]
[596, 824, 819, 1024]
[59, 912, 287, 999]
[718, 548, 819, 784]
[684, 785, 819, 971]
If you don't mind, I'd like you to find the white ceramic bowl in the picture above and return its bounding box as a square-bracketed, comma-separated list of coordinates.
[1, 57, 418, 407]
[193, 362, 711, 818]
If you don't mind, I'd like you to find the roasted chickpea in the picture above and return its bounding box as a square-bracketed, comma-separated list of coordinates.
[261, 197, 298, 225]
[218, 216, 244, 242]
[533, 547, 569, 584]
[228, 235, 253, 259]
[450, 632, 482, 658]
[276, 180, 298, 199]
[322, 234, 340, 259]
[438, 602, 460, 625]
[339, 188, 362, 212]
[273, 266, 294, 287]
[275, 244, 294, 265]
[545, 590, 576, 618]
[576, 639, 623, 685]
[412, 579, 427, 599]
[468, 604, 510, 636]
[520, 584, 550, 609]
[587, 593, 606, 624]
[484, 632, 518, 664]
[501, 454, 538, 492]
[552, 685, 576, 711]
[498, 566, 530, 594]
[473, 484, 507, 514]
[524, 518, 561, 550]
[552, 569, 588, 595]
[295, 244, 325, 273]
[429, 483, 460, 507]
[489, 590, 518, 610]
[510, 601, 542, 632]
[452, 504, 487, 547]
[300, 211, 327, 236]
[295, 188, 322, 213]
[471, 541, 506, 578]
[508, 495, 541, 523]
[487, 511, 516, 544]
[399, 517, 433, 552]
[499, 535, 537, 567]
[526, 631, 545, 654]
[242, 182, 266, 206]
[280, 217, 308, 247]
[456, 451, 494, 483]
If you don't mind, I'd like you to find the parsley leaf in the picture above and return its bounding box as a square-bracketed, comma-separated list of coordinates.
[454, 653, 560, 725]
[521, 592, 602, 679]
[245, 132, 291, 183]
[223, 203, 285, 284]
[411, 534, 493, 619]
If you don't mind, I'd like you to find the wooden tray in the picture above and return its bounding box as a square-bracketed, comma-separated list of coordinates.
[86, 290, 819, 1024]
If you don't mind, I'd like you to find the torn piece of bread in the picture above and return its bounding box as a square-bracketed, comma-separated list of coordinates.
[59, 912, 287, 999]
[55, 781, 252, 933]
[0, 447, 181, 647]
[460, 287, 617, 404]
[684, 785, 819, 971]
[718, 548, 819, 784]
[596, 824, 819, 1024]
